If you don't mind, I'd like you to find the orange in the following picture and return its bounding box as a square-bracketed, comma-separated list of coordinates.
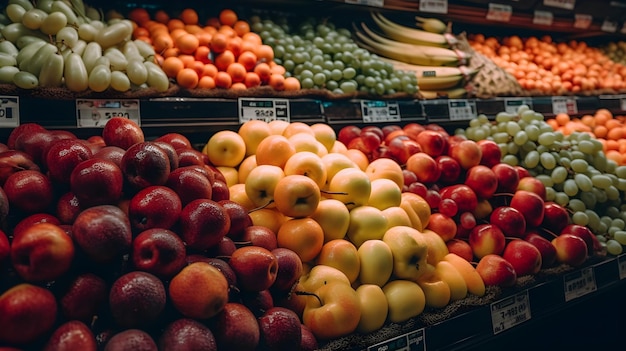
[226, 35, 242, 57]
[197, 76, 216, 89]
[167, 18, 185, 32]
[237, 50, 257, 71]
[226, 62, 247, 83]
[284, 76, 301, 91]
[214, 71, 232, 89]
[175, 33, 199, 55]
[277, 217, 324, 262]
[195, 31, 212, 47]
[268, 74, 285, 91]
[152, 34, 173, 53]
[554, 113, 570, 126]
[210, 32, 228, 54]
[255, 44, 274, 63]
[161, 56, 184, 78]
[128, 8, 150, 26]
[219, 9, 238, 26]
[179, 8, 199, 25]
[214, 50, 235, 71]
[282, 122, 314, 138]
[242, 32, 262, 46]
[168, 262, 229, 319]
[176, 68, 199, 89]
[154, 10, 170, 24]
[230, 82, 247, 90]
[201, 63, 218, 78]
[194, 45, 211, 64]
[233, 20, 250, 36]
[255, 134, 296, 168]
[244, 72, 261, 88]
[254, 62, 271, 83]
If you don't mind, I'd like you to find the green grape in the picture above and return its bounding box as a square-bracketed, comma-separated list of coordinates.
[572, 211, 589, 226]
[540, 152, 556, 169]
[339, 80, 357, 94]
[570, 159, 589, 173]
[326, 80, 338, 90]
[569, 199, 586, 212]
[501, 154, 518, 166]
[577, 140, 595, 154]
[614, 231, 626, 245]
[580, 191, 597, 209]
[525, 124, 541, 140]
[524, 150, 540, 168]
[507, 142, 519, 155]
[300, 77, 314, 89]
[574, 173, 593, 192]
[506, 121, 521, 135]
[563, 179, 579, 196]
[538, 132, 556, 146]
[586, 209, 601, 232]
[313, 72, 326, 85]
[570, 150, 585, 160]
[469, 118, 481, 128]
[519, 109, 537, 122]
[492, 132, 510, 144]
[606, 239, 623, 255]
[615, 165, 626, 178]
[513, 131, 528, 145]
[593, 187, 608, 203]
[617, 179, 626, 191]
[545, 186, 556, 201]
[342, 67, 356, 80]
[591, 174, 612, 189]
[554, 192, 570, 206]
[551, 166, 568, 184]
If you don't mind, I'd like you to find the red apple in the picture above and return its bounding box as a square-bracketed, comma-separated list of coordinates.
[510, 190, 545, 228]
[0, 283, 58, 345]
[337, 126, 361, 146]
[101, 117, 144, 150]
[3, 170, 54, 213]
[445, 238, 473, 262]
[120, 141, 171, 189]
[492, 163, 519, 194]
[70, 158, 124, 208]
[386, 135, 413, 164]
[415, 130, 447, 157]
[60, 273, 108, 323]
[300, 324, 319, 351]
[448, 139, 482, 170]
[542, 202, 571, 235]
[12, 213, 61, 238]
[211, 179, 230, 202]
[132, 228, 187, 279]
[402, 169, 418, 187]
[128, 185, 182, 232]
[207, 236, 238, 257]
[258, 307, 302, 350]
[406, 152, 440, 184]
[271, 247, 304, 292]
[489, 206, 526, 238]
[72, 205, 132, 263]
[477, 139, 502, 168]
[464, 165, 498, 199]
[0, 150, 41, 185]
[218, 199, 253, 239]
[552, 233, 588, 267]
[436, 155, 461, 184]
[211, 302, 260, 351]
[240, 289, 274, 317]
[166, 165, 214, 206]
[560, 224, 600, 255]
[14, 129, 57, 165]
[515, 166, 531, 180]
[191, 256, 238, 291]
[440, 184, 478, 213]
[153, 140, 180, 171]
[517, 176, 547, 200]
[177, 148, 208, 167]
[229, 246, 278, 292]
[109, 271, 166, 328]
[475, 254, 517, 287]
[103, 329, 157, 350]
[179, 199, 231, 251]
[45, 138, 93, 185]
[158, 318, 217, 351]
[56, 192, 82, 224]
[469, 223, 506, 259]
[43, 320, 97, 351]
[7, 123, 47, 150]
[524, 231, 557, 268]
[384, 124, 404, 138]
[502, 240, 542, 276]
[92, 145, 126, 167]
[155, 132, 193, 150]
[239, 225, 277, 251]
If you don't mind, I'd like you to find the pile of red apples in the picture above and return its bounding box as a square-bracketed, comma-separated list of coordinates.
[339, 122, 603, 288]
[0, 118, 318, 350]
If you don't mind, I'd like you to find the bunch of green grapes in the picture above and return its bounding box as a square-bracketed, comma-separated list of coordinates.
[458, 105, 626, 256]
[248, 15, 418, 96]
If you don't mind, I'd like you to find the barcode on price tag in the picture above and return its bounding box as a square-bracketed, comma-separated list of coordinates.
[504, 98, 533, 114]
[490, 290, 531, 335]
[0, 96, 19, 127]
[551, 96, 577, 115]
[419, 0, 447, 14]
[533, 10, 553, 25]
[543, 0, 575, 10]
[238, 98, 290, 123]
[448, 99, 475, 121]
[361, 100, 400, 123]
[345, 0, 384, 7]
[564, 267, 597, 301]
[76, 99, 140, 127]
[618, 255, 626, 280]
[486, 3, 512, 22]
[574, 14, 592, 29]
[368, 328, 425, 351]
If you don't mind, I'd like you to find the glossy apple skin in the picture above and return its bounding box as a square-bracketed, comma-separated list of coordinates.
[469, 223, 506, 259]
[12, 213, 61, 238]
[440, 184, 478, 213]
[477, 139, 502, 168]
[542, 202, 570, 235]
[132, 228, 187, 279]
[448, 139, 482, 170]
[436, 155, 461, 184]
[155, 132, 193, 150]
[3, 170, 54, 214]
[258, 307, 302, 350]
[109, 271, 166, 328]
[0, 150, 41, 186]
[56, 192, 82, 224]
[239, 225, 277, 251]
[464, 165, 498, 199]
[229, 246, 278, 292]
[502, 240, 542, 276]
[44, 320, 97, 351]
[92, 146, 126, 167]
[7, 123, 47, 150]
[70, 158, 124, 208]
[101, 117, 145, 150]
[510, 190, 545, 228]
[552, 233, 588, 267]
[72, 205, 132, 263]
[158, 318, 217, 351]
[128, 185, 182, 232]
[271, 247, 304, 292]
[153, 140, 180, 172]
[45, 138, 93, 185]
[415, 130, 447, 157]
[489, 206, 527, 238]
[120, 141, 171, 190]
[524, 231, 557, 268]
[60, 273, 108, 323]
[166, 166, 213, 206]
[218, 199, 252, 239]
[560, 224, 600, 255]
[517, 176, 547, 200]
[179, 199, 231, 251]
[475, 254, 517, 287]
[14, 129, 58, 166]
[211, 303, 260, 351]
[0, 283, 58, 345]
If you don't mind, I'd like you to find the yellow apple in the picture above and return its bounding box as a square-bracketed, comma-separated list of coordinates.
[273, 175, 321, 218]
[314, 141, 329, 157]
[288, 132, 320, 154]
[282, 121, 314, 138]
[415, 264, 451, 309]
[382, 226, 429, 281]
[237, 154, 257, 184]
[302, 281, 361, 340]
[347, 205, 388, 248]
[300, 264, 351, 292]
[238, 119, 272, 156]
[382, 279, 426, 323]
[229, 183, 256, 211]
[283, 151, 327, 189]
[434, 260, 468, 301]
[310, 198, 350, 243]
[320, 153, 358, 189]
[442, 253, 486, 297]
[316, 239, 360, 283]
[382, 206, 413, 229]
[245, 164, 285, 208]
[255, 134, 296, 169]
[365, 157, 404, 190]
[204, 130, 246, 167]
[310, 123, 337, 153]
[355, 284, 388, 333]
[357, 239, 393, 287]
[330, 140, 348, 153]
[420, 229, 450, 265]
[216, 166, 238, 187]
[342, 149, 369, 171]
[400, 192, 431, 231]
[368, 178, 402, 210]
[268, 120, 290, 135]
[328, 168, 371, 210]
[248, 208, 286, 234]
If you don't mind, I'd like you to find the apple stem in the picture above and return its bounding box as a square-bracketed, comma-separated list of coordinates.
[320, 189, 349, 196]
[540, 227, 559, 239]
[90, 315, 98, 329]
[216, 255, 231, 261]
[294, 290, 323, 305]
[248, 200, 274, 213]
[233, 241, 253, 247]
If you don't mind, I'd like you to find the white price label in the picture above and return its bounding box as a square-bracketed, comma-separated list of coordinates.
[574, 14, 592, 29]
[361, 100, 401, 123]
[487, 3, 512, 22]
[368, 328, 425, 351]
[602, 19, 618, 33]
[551, 96, 578, 115]
[621, 23, 626, 35]
[345, 0, 384, 7]
[448, 99, 475, 121]
[564, 267, 597, 301]
[238, 98, 290, 123]
[504, 98, 533, 114]
[533, 10, 554, 25]
[76, 99, 140, 128]
[419, 0, 448, 14]
[620, 97, 626, 112]
[490, 291, 531, 335]
[0, 96, 19, 127]
[544, 0, 575, 10]
[618, 255, 626, 280]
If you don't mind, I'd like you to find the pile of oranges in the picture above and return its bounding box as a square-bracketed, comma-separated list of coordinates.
[128, 8, 301, 91]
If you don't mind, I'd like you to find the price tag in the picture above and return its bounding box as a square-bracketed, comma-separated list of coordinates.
[345, 0, 384, 7]
[533, 10, 554, 26]
[361, 100, 401, 123]
[504, 98, 533, 114]
[0, 96, 19, 127]
[368, 328, 425, 351]
[238, 98, 290, 123]
[490, 290, 531, 335]
[419, 0, 448, 14]
[621, 23, 626, 35]
[602, 19, 618, 33]
[551, 96, 578, 115]
[564, 267, 597, 301]
[618, 255, 626, 280]
[448, 99, 475, 121]
[76, 99, 140, 128]
[543, 0, 576, 10]
[574, 14, 592, 29]
[486, 3, 512, 22]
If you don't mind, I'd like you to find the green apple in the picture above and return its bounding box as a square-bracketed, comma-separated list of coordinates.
[434, 260, 468, 301]
[302, 281, 361, 340]
[382, 279, 426, 323]
[355, 284, 388, 333]
[416, 264, 451, 309]
[310, 198, 350, 243]
[245, 164, 285, 208]
[316, 239, 360, 283]
[357, 239, 393, 287]
[382, 226, 429, 281]
[283, 151, 328, 189]
[328, 168, 371, 210]
[382, 206, 413, 229]
[367, 178, 402, 210]
[300, 264, 350, 292]
[347, 205, 389, 248]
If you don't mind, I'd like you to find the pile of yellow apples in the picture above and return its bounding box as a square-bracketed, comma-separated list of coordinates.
[202, 119, 486, 340]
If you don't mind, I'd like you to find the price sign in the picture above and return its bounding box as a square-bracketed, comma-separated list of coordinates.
[345, 0, 384, 7]
[490, 290, 531, 335]
[602, 19, 618, 33]
[504, 98, 533, 114]
[551, 96, 577, 115]
[448, 99, 475, 121]
[544, 0, 575, 10]
[368, 328, 425, 351]
[618, 255, 626, 280]
[76, 99, 140, 128]
[533, 10, 554, 26]
[574, 14, 592, 29]
[419, 0, 448, 14]
[486, 3, 513, 22]
[238, 98, 290, 123]
[361, 100, 401, 123]
[564, 267, 597, 301]
[0, 96, 19, 127]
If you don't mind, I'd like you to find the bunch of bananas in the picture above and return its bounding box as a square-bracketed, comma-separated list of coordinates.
[354, 12, 477, 99]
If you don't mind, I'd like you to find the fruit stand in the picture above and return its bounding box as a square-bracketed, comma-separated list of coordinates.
[1, 0, 626, 350]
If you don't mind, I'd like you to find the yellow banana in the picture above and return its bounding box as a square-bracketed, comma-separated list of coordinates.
[417, 75, 464, 90]
[415, 16, 448, 34]
[371, 12, 455, 47]
[420, 86, 468, 99]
